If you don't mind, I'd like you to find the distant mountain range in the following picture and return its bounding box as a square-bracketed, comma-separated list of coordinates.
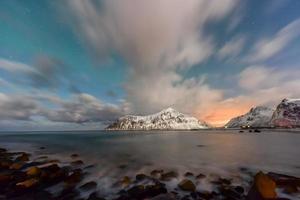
[225, 98, 300, 128]
[106, 98, 300, 130]
[105, 107, 210, 130]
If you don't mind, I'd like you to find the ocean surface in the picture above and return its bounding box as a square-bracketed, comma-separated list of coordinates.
[0, 129, 300, 198]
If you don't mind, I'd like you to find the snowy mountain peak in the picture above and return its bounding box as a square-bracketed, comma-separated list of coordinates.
[271, 98, 300, 128]
[106, 108, 209, 130]
[225, 106, 274, 128]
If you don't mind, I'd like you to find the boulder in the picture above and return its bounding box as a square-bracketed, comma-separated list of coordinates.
[79, 181, 97, 190]
[178, 179, 196, 192]
[16, 178, 39, 188]
[246, 171, 277, 200]
[26, 166, 41, 177]
[160, 171, 178, 181]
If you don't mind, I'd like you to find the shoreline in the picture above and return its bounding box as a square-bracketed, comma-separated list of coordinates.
[1, 146, 299, 200]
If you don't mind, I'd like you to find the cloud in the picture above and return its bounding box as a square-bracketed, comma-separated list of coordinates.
[245, 18, 300, 63]
[0, 93, 39, 121]
[64, 0, 239, 116]
[0, 56, 68, 89]
[0, 92, 128, 127]
[217, 35, 246, 60]
[40, 93, 128, 123]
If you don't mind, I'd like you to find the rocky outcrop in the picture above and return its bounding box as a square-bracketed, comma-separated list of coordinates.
[106, 107, 210, 130]
[271, 98, 300, 128]
[225, 106, 274, 128]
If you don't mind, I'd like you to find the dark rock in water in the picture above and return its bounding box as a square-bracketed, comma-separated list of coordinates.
[178, 179, 196, 192]
[144, 183, 167, 197]
[58, 187, 80, 200]
[88, 192, 106, 200]
[184, 172, 194, 177]
[151, 169, 164, 178]
[71, 160, 84, 165]
[136, 173, 148, 181]
[84, 164, 96, 170]
[197, 191, 214, 199]
[196, 173, 206, 179]
[249, 130, 253, 133]
[213, 178, 231, 185]
[79, 181, 97, 190]
[239, 130, 244, 133]
[246, 171, 277, 200]
[196, 144, 205, 147]
[160, 171, 178, 181]
[16, 178, 39, 189]
[234, 186, 245, 194]
[39, 147, 46, 150]
[26, 166, 41, 177]
[15, 153, 30, 162]
[71, 153, 79, 158]
[64, 169, 83, 188]
[150, 193, 177, 200]
[9, 162, 24, 170]
[0, 147, 7, 153]
[219, 187, 244, 200]
[118, 164, 127, 169]
[40, 164, 67, 184]
[254, 129, 261, 133]
[127, 185, 145, 198]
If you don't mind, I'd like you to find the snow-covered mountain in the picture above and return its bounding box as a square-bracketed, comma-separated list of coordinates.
[105, 107, 210, 130]
[225, 106, 274, 128]
[271, 98, 300, 128]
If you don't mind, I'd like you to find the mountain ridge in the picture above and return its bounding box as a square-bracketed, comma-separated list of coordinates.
[106, 107, 210, 130]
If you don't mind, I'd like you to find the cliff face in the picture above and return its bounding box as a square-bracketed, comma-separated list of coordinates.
[106, 108, 209, 130]
[271, 99, 300, 128]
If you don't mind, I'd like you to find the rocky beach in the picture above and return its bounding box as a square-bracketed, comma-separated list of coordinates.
[1, 143, 299, 200]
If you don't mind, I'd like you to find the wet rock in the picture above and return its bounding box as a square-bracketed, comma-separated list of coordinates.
[239, 130, 244, 133]
[70, 153, 79, 158]
[234, 185, 245, 194]
[58, 187, 80, 200]
[119, 176, 131, 188]
[268, 172, 300, 194]
[26, 166, 41, 177]
[40, 164, 68, 184]
[79, 181, 97, 190]
[64, 169, 83, 188]
[39, 147, 46, 150]
[178, 179, 196, 192]
[246, 171, 277, 200]
[0, 159, 13, 169]
[160, 171, 178, 181]
[9, 162, 24, 170]
[197, 191, 214, 200]
[150, 193, 177, 200]
[254, 129, 261, 133]
[16, 178, 39, 188]
[219, 187, 243, 200]
[88, 192, 106, 200]
[151, 169, 164, 178]
[71, 160, 84, 165]
[84, 164, 96, 170]
[144, 183, 167, 197]
[127, 185, 145, 198]
[136, 173, 148, 181]
[184, 172, 194, 177]
[118, 164, 127, 169]
[196, 173, 206, 179]
[15, 153, 30, 162]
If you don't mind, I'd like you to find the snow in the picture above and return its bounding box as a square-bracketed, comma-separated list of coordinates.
[225, 106, 274, 128]
[271, 98, 300, 128]
[106, 107, 209, 130]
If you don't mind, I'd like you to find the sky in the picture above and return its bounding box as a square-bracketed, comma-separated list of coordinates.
[0, 0, 300, 130]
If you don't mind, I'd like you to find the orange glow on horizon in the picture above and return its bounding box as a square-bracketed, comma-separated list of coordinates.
[199, 100, 255, 127]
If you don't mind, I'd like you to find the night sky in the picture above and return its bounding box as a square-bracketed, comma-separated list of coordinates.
[1, 0, 300, 130]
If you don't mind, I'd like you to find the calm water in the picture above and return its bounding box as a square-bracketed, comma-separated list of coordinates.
[0, 130, 300, 197]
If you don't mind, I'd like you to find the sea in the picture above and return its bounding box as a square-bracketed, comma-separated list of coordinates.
[0, 129, 299, 199]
